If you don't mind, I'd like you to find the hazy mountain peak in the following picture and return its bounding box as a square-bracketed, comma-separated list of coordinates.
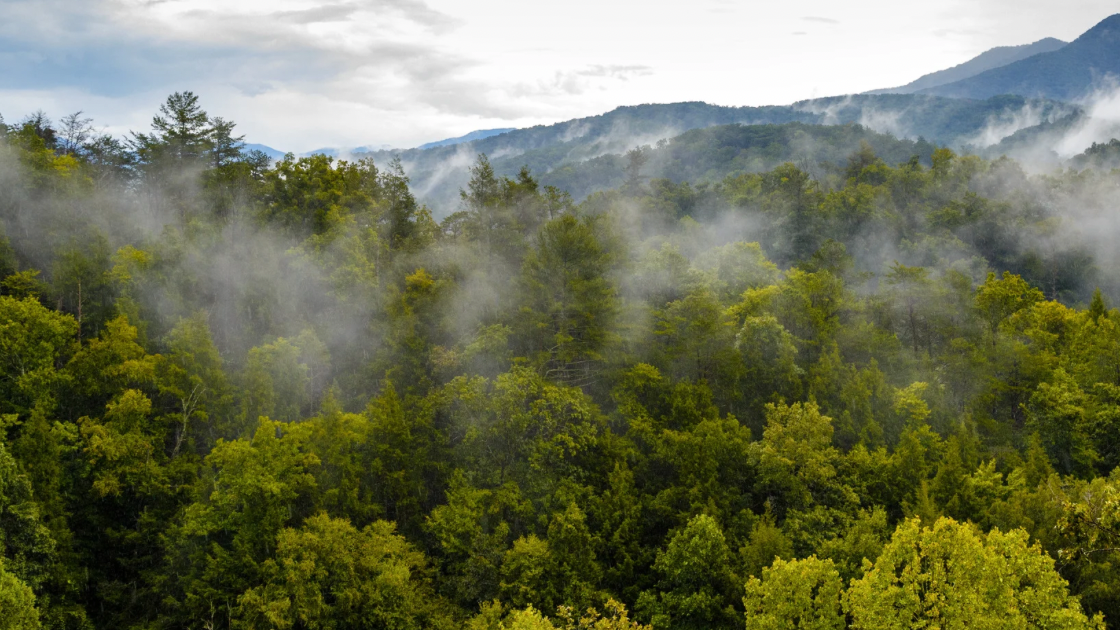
[919, 13, 1120, 101]
[1078, 12, 1120, 39]
[868, 38, 1067, 95]
[417, 128, 516, 150]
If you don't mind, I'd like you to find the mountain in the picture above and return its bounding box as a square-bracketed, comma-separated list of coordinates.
[363, 95, 1076, 215]
[921, 14, 1120, 101]
[242, 143, 287, 160]
[1071, 138, 1120, 169]
[303, 145, 393, 158]
[868, 38, 1066, 95]
[538, 121, 940, 202]
[417, 128, 516, 150]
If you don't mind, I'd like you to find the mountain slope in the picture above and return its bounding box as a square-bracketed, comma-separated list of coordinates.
[360, 95, 1076, 215]
[538, 122, 940, 202]
[417, 128, 516, 150]
[242, 143, 286, 160]
[868, 38, 1066, 94]
[921, 14, 1120, 100]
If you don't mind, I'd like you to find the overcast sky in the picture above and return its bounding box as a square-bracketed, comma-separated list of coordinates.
[0, 0, 1116, 152]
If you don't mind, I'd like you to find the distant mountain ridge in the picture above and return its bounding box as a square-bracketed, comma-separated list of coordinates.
[920, 14, 1120, 100]
[356, 95, 1078, 215]
[417, 128, 515, 150]
[242, 143, 286, 160]
[240, 144, 395, 160]
[868, 38, 1067, 95]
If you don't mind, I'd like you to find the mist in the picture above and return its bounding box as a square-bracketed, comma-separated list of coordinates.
[4, 55, 1120, 629]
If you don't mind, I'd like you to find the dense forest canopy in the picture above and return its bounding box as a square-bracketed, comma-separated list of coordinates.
[2, 93, 1120, 630]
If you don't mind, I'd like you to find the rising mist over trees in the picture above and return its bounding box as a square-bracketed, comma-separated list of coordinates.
[2, 92, 1120, 629]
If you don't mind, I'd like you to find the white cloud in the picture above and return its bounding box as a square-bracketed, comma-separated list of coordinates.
[0, 0, 1117, 151]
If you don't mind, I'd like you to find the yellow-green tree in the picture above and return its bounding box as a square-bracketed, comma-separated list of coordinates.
[846, 517, 1103, 629]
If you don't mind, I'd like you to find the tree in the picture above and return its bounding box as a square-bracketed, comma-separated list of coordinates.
[442, 368, 606, 498]
[166, 419, 319, 628]
[0, 558, 40, 630]
[383, 158, 420, 251]
[884, 262, 932, 355]
[237, 513, 452, 630]
[0, 440, 54, 625]
[518, 214, 619, 384]
[1025, 368, 1097, 475]
[635, 514, 738, 630]
[426, 471, 530, 608]
[975, 271, 1044, 344]
[460, 154, 507, 261]
[134, 91, 211, 164]
[50, 234, 117, 341]
[261, 153, 383, 237]
[844, 141, 885, 183]
[751, 402, 855, 518]
[739, 511, 793, 579]
[207, 117, 244, 169]
[0, 295, 77, 412]
[241, 337, 311, 424]
[743, 556, 844, 630]
[1088, 288, 1108, 323]
[623, 147, 650, 195]
[157, 313, 232, 454]
[57, 111, 94, 157]
[846, 517, 1103, 629]
[17, 112, 55, 149]
[555, 599, 651, 630]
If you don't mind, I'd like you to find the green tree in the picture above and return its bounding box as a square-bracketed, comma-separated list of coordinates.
[165, 419, 319, 628]
[1025, 368, 1098, 475]
[0, 296, 76, 413]
[0, 557, 40, 630]
[751, 402, 855, 519]
[743, 556, 844, 630]
[635, 514, 738, 630]
[518, 214, 619, 384]
[156, 313, 232, 454]
[237, 513, 452, 630]
[846, 517, 1103, 629]
[132, 91, 211, 164]
[975, 271, 1044, 345]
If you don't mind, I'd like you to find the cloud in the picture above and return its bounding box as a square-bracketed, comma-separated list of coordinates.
[268, 4, 361, 24]
[508, 65, 656, 99]
[0, 0, 487, 114]
[577, 65, 654, 80]
[378, 0, 462, 31]
[0, 0, 464, 88]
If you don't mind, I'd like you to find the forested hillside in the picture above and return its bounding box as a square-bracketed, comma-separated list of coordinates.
[3, 94, 1120, 630]
[366, 95, 1078, 213]
[536, 122, 941, 200]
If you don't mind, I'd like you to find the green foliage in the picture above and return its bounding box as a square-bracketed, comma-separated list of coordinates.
[0, 557, 40, 630]
[4, 92, 1120, 630]
[846, 517, 1103, 629]
[237, 513, 452, 630]
[636, 514, 738, 630]
[518, 214, 620, 381]
[0, 296, 77, 411]
[743, 556, 844, 630]
[976, 271, 1045, 342]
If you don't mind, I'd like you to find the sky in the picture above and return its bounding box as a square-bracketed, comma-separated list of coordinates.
[0, 0, 1116, 152]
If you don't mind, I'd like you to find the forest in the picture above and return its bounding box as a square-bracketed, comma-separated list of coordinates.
[1, 92, 1120, 630]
